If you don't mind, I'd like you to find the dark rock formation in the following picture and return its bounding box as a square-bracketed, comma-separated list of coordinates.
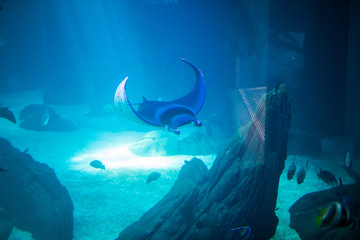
[116, 85, 291, 240]
[19, 104, 77, 132]
[0, 137, 74, 240]
[289, 182, 360, 240]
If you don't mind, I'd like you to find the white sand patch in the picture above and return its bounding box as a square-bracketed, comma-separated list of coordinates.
[70, 139, 215, 172]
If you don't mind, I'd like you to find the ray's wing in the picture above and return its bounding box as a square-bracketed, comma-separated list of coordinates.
[0, 107, 16, 124]
[170, 58, 206, 115]
[114, 77, 147, 125]
[114, 77, 172, 127]
[136, 101, 195, 127]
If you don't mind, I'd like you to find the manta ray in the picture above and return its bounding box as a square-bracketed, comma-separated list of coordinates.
[114, 58, 205, 135]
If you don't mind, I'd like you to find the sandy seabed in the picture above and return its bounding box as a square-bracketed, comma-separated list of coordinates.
[0, 90, 355, 240]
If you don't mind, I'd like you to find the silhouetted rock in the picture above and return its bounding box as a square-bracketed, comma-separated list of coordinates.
[0, 137, 73, 240]
[116, 85, 291, 240]
[19, 104, 77, 132]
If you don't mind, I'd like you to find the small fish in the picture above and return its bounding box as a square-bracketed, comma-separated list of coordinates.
[296, 160, 308, 184]
[0, 107, 16, 123]
[90, 160, 105, 170]
[287, 156, 296, 180]
[0, 167, 7, 172]
[315, 202, 350, 230]
[345, 151, 352, 168]
[146, 172, 161, 184]
[231, 226, 253, 240]
[315, 166, 337, 186]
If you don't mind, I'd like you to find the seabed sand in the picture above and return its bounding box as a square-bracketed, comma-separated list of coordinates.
[0, 90, 355, 240]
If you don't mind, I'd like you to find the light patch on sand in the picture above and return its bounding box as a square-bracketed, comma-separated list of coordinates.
[70, 140, 215, 172]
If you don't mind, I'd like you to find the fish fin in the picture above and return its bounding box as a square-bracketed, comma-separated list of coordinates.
[239, 228, 247, 237]
[314, 215, 322, 227]
[142, 96, 148, 103]
[315, 206, 329, 227]
[0, 107, 16, 124]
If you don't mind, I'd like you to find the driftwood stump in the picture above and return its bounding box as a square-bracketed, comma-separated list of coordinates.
[0, 138, 73, 240]
[116, 85, 291, 240]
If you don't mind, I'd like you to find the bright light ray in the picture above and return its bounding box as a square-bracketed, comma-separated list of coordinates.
[70, 138, 215, 172]
[239, 87, 267, 141]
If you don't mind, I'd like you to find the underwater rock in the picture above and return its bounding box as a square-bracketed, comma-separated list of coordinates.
[116, 84, 291, 240]
[289, 182, 360, 240]
[90, 160, 105, 170]
[146, 172, 161, 184]
[19, 104, 77, 132]
[0, 137, 74, 240]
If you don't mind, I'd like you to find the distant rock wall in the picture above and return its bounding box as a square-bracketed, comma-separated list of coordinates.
[0, 138, 73, 240]
[116, 85, 291, 240]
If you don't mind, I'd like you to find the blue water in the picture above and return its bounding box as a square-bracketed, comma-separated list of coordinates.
[0, 1, 358, 240]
